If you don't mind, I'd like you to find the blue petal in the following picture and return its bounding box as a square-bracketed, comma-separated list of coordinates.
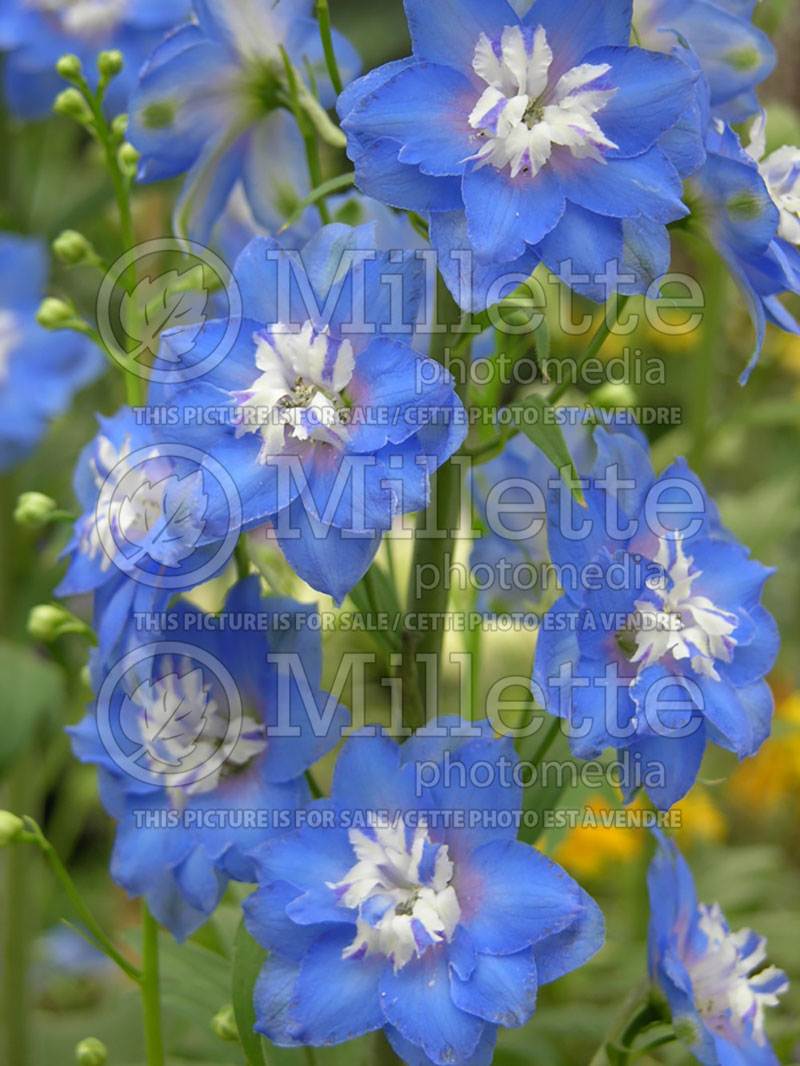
[404, 0, 519, 71]
[253, 954, 305, 1046]
[287, 927, 385, 1043]
[626, 722, 707, 810]
[520, 0, 632, 76]
[385, 1022, 498, 1066]
[463, 164, 565, 259]
[342, 62, 475, 177]
[455, 839, 582, 954]
[553, 145, 687, 224]
[380, 947, 485, 1065]
[536, 204, 623, 301]
[533, 887, 605, 984]
[449, 948, 538, 1027]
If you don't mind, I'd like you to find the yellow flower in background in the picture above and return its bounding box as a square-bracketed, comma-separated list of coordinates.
[553, 799, 644, 880]
[728, 691, 800, 814]
[674, 787, 727, 847]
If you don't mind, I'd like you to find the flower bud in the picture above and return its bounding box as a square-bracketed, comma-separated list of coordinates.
[14, 492, 59, 529]
[0, 811, 25, 847]
[117, 141, 140, 175]
[211, 1005, 239, 1042]
[52, 229, 96, 267]
[111, 113, 129, 140]
[53, 87, 92, 124]
[56, 54, 83, 82]
[97, 50, 124, 80]
[28, 604, 93, 644]
[75, 1037, 107, 1066]
[36, 297, 76, 330]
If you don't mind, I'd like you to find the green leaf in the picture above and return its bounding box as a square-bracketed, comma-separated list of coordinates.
[510, 396, 585, 506]
[232, 919, 268, 1066]
[0, 639, 63, 779]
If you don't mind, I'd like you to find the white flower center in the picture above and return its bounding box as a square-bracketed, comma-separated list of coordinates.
[124, 664, 267, 800]
[630, 535, 738, 681]
[0, 309, 22, 385]
[746, 114, 800, 246]
[232, 321, 354, 464]
[469, 25, 619, 180]
[85, 435, 205, 571]
[330, 823, 461, 972]
[32, 0, 127, 37]
[687, 903, 788, 1045]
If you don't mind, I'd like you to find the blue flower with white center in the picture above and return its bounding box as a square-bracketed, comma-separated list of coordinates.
[690, 119, 800, 384]
[243, 720, 604, 1065]
[0, 233, 102, 472]
[470, 411, 646, 610]
[648, 833, 788, 1065]
[127, 0, 361, 243]
[148, 223, 467, 604]
[337, 0, 698, 311]
[69, 575, 348, 941]
[0, 0, 190, 119]
[56, 407, 242, 655]
[633, 0, 776, 123]
[532, 428, 779, 810]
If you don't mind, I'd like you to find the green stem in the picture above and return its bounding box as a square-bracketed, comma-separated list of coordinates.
[588, 980, 665, 1066]
[463, 293, 631, 465]
[2, 759, 35, 1066]
[280, 46, 332, 225]
[315, 0, 343, 96]
[403, 274, 470, 729]
[141, 903, 165, 1066]
[21, 818, 140, 983]
[689, 253, 726, 474]
[530, 717, 561, 767]
[547, 293, 630, 406]
[234, 535, 251, 582]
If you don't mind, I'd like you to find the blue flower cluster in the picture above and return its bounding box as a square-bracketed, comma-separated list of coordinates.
[6, 0, 792, 1061]
[648, 832, 787, 1066]
[244, 721, 604, 1063]
[534, 429, 778, 810]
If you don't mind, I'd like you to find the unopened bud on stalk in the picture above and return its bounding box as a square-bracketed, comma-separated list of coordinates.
[211, 1005, 239, 1042]
[0, 811, 25, 847]
[36, 297, 75, 330]
[28, 604, 94, 644]
[118, 141, 140, 175]
[53, 87, 92, 124]
[97, 50, 124, 80]
[56, 54, 83, 82]
[75, 1036, 108, 1066]
[14, 492, 59, 529]
[53, 229, 97, 267]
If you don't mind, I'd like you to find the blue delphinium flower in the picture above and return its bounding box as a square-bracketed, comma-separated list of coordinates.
[648, 833, 788, 1065]
[691, 119, 800, 383]
[244, 720, 604, 1065]
[69, 575, 348, 940]
[533, 427, 779, 810]
[56, 406, 241, 655]
[0, 233, 102, 471]
[127, 0, 361, 242]
[0, 0, 190, 119]
[470, 410, 645, 610]
[337, 0, 698, 311]
[149, 223, 466, 604]
[633, 0, 775, 123]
